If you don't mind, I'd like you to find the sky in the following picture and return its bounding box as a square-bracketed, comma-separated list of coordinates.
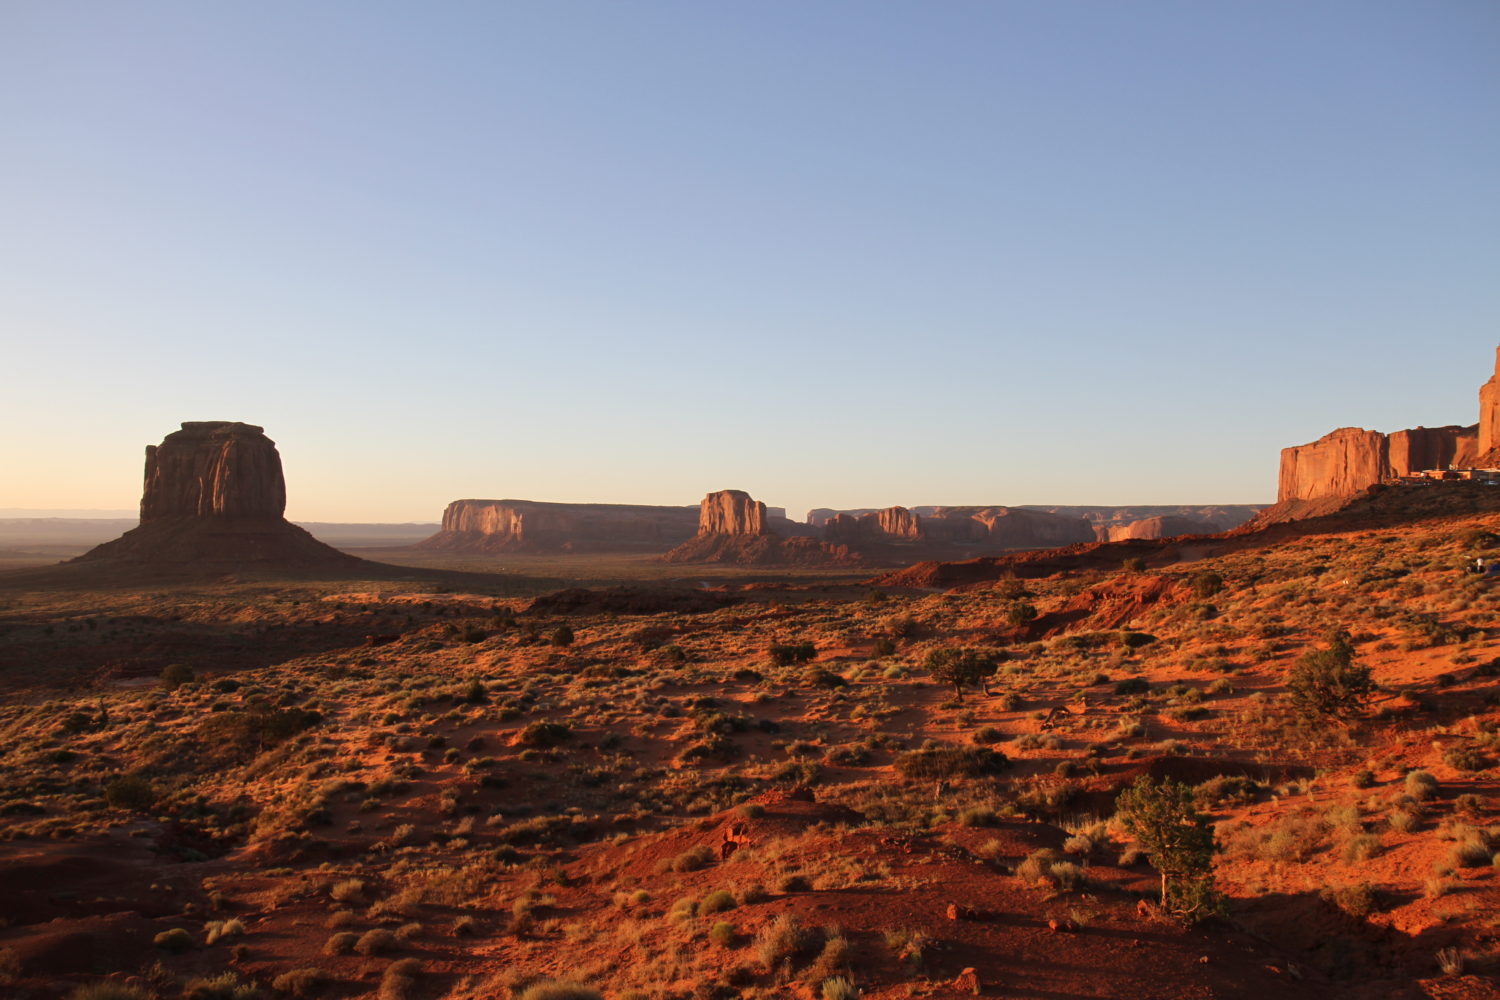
[2, 2, 1497, 522]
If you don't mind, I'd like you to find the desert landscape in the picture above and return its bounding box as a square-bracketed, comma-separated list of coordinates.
[0, 349, 1497, 1000]
[6, 6, 1497, 999]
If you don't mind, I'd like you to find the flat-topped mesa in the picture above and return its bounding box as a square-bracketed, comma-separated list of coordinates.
[422, 499, 699, 553]
[1277, 424, 1478, 502]
[698, 490, 769, 536]
[1481, 345, 1500, 462]
[824, 506, 922, 544]
[141, 421, 286, 520]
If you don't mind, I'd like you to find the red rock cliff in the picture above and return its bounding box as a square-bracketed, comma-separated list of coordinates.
[823, 506, 922, 544]
[1277, 428, 1390, 503]
[1481, 346, 1500, 462]
[141, 421, 286, 520]
[698, 490, 768, 536]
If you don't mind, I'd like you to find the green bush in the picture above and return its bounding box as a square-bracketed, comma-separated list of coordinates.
[153, 927, 194, 953]
[160, 663, 194, 689]
[895, 745, 1010, 780]
[104, 775, 157, 812]
[1287, 632, 1371, 721]
[1116, 776, 1224, 922]
[768, 642, 817, 667]
[923, 647, 999, 700]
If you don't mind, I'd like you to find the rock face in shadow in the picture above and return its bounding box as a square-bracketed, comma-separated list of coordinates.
[140, 422, 286, 519]
[823, 506, 922, 544]
[1481, 346, 1500, 463]
[420, 500, 699, 553]
[74, 422, 363, 571]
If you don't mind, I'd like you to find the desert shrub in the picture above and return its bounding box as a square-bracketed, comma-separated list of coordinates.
[803, 667, 848, 689]
[1191, 572, 1224, 598]
[66, 987, 152, 1000]
[709, 920, 737, 946]
[671, 845, 716, 873]
[1120, 631, 1157, 649]
[1450, 840, 1492, 868]
[806, 929, 851, 985]
[822, 976, 859, 1000]
[354, 928, 396, 955]
[379, 959, 421, 1000]
[768, 642, 817, 667]
[518, 983, 603, 1000]
[549, 626, 574, 647]
[1322, 882, 1381, 919]
[1049, 860, 1086, 891]
[463, 679, 488, 703]
[1016, 848, 1061, 885]
[922, 647, 999, 700]
[1114, 678, 1150, 696]
[1443, 746, 1489, 772]
[183, 973, 258, 1000]
[755, 912, 819, 968]
[1287, 633, 1372, 721]
[329, 877, 365, 903]
[700, 889, 737, 914]
[105, 774, 158, 812]
[160, 663, 194, 689]
[738, 882, 769, 904]
[1352, 769, 1376, 789]
[1404, 769, 1439, 801]
[972, 726, 1003, 745]
[517, 721, 572, 747]
[1343, 834, 1384, 863]
[959, 807, 1000, 827]
[204, 918, 244, 944]
[198, 706, 321, 761]
[271, 968, 327, 998]
[1116, 775, 1224, 922]
[883, 926, 928, 972]
[1006, 602, 1039, 627]
[324, 932, 358, 955]
[894, 745, 1010, 779]
[871, 638, 896, 658]
[1122, 556, 1147, 572]
[153, 927, 194, 953]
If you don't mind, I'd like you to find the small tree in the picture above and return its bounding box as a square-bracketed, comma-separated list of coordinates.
[550, 625, 575, 648]
[1287, 630, 1371, 721]
[1005, 602, 1038, 628]
[1116, 775, 1224, 922]
[923, 647, 998, 701]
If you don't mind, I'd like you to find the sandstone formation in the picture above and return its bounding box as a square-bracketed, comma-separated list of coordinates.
[1276, 424, 1477, 502]
[1107, 514, 1222, 542]
[1275, 346, 1498, 503]
[75, 422, 364, 571]
[823, 506, 922, 544]
[698, 489, 769, 536]
[140, 422, 286, 519]
[664, 490, 858, 565]
[420, 499, 698, 553]
[920, 507, 1095, 549]
[1480, 345, 1500, 463]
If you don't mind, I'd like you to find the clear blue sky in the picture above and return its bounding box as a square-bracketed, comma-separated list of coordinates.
[3, 2, 1497, 521]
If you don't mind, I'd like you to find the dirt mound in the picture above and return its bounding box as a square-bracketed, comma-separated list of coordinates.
[525, 586, 740, 616]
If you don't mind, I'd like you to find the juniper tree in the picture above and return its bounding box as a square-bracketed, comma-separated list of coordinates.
[1116, 775, 1224, 922]
[923, 647, 999, 701]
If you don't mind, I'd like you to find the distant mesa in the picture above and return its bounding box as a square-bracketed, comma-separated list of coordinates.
[1106, 514, 1222, 542]
[74, 421, 365, 571]
[419, 499, 699, 553]
[663, 490, 859, 566]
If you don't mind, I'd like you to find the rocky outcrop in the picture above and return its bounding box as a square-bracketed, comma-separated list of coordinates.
[420, 500, 698, 553]
[1277, 428, 1390, 503]
[74, 421, 364, 571]
[698, 490, 768, 536]
[1276, 347, 1499, 503]
[1481, 346, 1500, 463]
[1388, 426, 1477, 476]
[823, 506, 922, 544]
[140, 422, 286, 519]
[665, 490, 856, 565]
[1107, 515, 1221, 542]
[920, 507, 1094, 549]
[1277, 424, 1479, 502]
